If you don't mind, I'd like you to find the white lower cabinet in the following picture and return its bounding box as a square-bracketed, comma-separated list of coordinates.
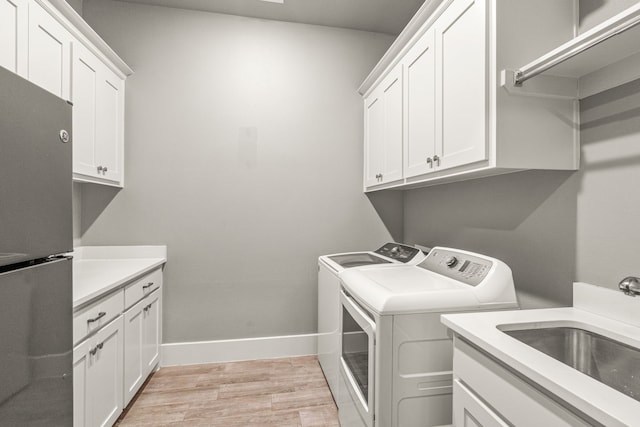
[73, 316, 124, 427]
[453, 379, 508, 427]
[124, 288, 161, 405]
[73, 267, 163, 427]
[452, 337, 592, 427]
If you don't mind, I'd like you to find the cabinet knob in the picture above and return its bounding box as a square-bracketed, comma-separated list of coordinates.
[97, 165, 103, 172]
[103, 166, 108, 173]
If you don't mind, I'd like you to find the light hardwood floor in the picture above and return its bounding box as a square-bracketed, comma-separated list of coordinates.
[115, 356, 339, 426]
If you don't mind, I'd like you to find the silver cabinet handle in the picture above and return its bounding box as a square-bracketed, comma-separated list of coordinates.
[143, 282, 154, 290]
[89, 342, 104, 356]
[427, 157, 433, 167]
[87, 311, 106, 324]
[103, 166, 108, 173]
[143, 303, 153, 313]
[379, 173, 383, 181]
[97, 166, 103, 173]
[433, 155, 440, 166]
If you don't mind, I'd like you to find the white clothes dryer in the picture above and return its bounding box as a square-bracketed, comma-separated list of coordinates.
[338, 247, 519, 427]
[317, 243, 427, 403]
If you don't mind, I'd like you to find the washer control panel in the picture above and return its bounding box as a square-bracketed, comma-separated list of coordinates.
[375, 243, 422, 263]
[419, 248, 492, 286]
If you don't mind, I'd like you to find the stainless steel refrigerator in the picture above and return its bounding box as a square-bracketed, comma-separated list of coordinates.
[0, 66, 73, 425]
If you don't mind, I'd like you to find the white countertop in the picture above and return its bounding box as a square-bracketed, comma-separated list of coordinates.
[73, 246, 167, 308]
[442, 283, 640, 427]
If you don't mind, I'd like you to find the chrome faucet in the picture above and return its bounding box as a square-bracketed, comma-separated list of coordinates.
[618, 276, 640, 297]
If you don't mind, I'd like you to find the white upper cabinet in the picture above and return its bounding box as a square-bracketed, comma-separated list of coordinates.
[72, 42, 125, 186]
[95, 66, 124, 184]
[2, 0, 132, 187]
[364, 89, 384, 187]
[72, 42, 100, 178]
[360, 0, 579, 191]
[0, 0, 27, 76]
[381, 66, 404, 184]
[434, 0, 487, 172]
[28, 0, 71, 99]
[403, 28, 436, 178]
[364, 64, 404, 187]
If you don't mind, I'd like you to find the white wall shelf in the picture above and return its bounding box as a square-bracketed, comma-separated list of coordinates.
[504, 2, 640, 100]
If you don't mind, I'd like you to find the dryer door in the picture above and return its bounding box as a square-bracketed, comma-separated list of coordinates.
[340, 289, 376, 427]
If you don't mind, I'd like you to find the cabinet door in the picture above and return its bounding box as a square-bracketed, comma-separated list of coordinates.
[380, 65, 403, 184]
[453, 379, 509, 427]
[95, 66, 124, 184]
[124, 288, 161, 405]
[142, 289, 161, 374]
[72, 42, 100, 178]
[364, 64, 403, 188]
[435, 0, 487, 171]
[89, 316, 124, 427]
[27, 0, 71, 99]
[364, 87, 384, 187]
[73, 337, 94, 427]
[404, 29, 436, 178]
[123, 297, 145, 405]
[0, 0, 27, 76]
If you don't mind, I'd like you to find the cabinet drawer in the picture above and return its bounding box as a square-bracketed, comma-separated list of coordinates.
[73, 289, 124, 344]
[453, 338, 592, 426]
[124, 268, 162, 309]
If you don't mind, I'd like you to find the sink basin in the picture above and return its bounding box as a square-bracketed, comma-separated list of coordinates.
[502, 326, 640, 402]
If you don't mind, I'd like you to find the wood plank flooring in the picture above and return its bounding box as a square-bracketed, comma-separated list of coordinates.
[115, 356, 339, 426]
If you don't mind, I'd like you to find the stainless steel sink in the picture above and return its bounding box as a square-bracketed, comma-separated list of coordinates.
[502, 326, 640, 402]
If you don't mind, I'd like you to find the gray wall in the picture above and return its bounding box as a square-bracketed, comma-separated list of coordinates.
[578, 0, 638, 33]
[65, 0, 83, 15]
[79, 0, 398, 343]
[404, 1, 640, 308]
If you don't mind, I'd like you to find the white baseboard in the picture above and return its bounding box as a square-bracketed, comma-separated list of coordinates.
[160, 333, 318, 367]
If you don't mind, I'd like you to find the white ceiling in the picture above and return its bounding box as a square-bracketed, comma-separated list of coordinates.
[115, 0, 426, 35]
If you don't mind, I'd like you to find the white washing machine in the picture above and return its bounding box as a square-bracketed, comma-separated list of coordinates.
[338, 247, 519, 427]
[317, 243, 427, 403]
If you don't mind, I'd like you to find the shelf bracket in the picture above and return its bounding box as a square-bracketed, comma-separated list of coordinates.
[501, 70, 578, 100]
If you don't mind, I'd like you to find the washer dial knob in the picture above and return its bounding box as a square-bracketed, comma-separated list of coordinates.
[445, 256, 458, 268]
